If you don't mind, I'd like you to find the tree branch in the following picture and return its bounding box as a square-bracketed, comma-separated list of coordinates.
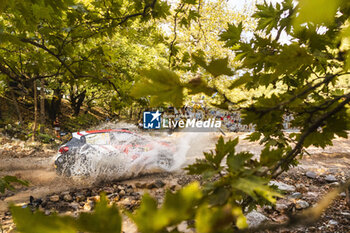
[270, 92, 350, 177]
[169, 3, 185, 67]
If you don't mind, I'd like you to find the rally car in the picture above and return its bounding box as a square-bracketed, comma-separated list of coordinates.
[54, 129, 176, 176]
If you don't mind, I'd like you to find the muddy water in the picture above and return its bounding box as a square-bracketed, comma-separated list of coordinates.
[1, 131, 350, 213]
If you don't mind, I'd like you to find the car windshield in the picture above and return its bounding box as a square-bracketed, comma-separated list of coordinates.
[85, 133, 110, 145]
[110, 132, 150, 145]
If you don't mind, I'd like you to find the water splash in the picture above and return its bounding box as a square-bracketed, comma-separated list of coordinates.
[56, 122, 203, 180]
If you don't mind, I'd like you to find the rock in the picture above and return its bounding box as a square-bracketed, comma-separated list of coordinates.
[75, 194, 86, 202]
[170, 185, 181, 191]
[290, 192, 302, 199]
[325, 175, 337, 183]
[341, 212, 350, 219]
[295, 200, 309, 209]
[130, 192, 139, 197]
[154, 180, 166, 188]
[69, 202, 80, 211]
[269, 181, 296, 192]
[113, 195, 120, 202]
[246, 210, 268, 228]
[305, 192, 318, 198]
[63, 194, 73, 202]
[117, 185, 125, 190]
[146, 183, 157, 189]
[135, 182, 147, 189]
[305, 171, 317, 179]
[29, 196, 43, 208]
[329, 182, 339, 187]
[49, 195, 60, 202]
[83, 201, 94, 211]
[126, 187, 134, 194]
[308, 185, 319, 192]
[295, 183, 305, 189]
[44, 210, 51, 216]
[275, 204, 288, 212]
[91, 195, 100, 202]
[118, 197, 131, 207]
[119, 190, 126, 197]
[340, 192, 347, 197]
[177, 221, 195, 233]
[103, 187, 114, 194]
[328, 220, 338, 225]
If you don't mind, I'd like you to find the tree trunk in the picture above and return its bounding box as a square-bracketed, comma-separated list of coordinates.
[130, 106, 133, 119]
[48, 87, 62, 121]
[10, 88, 23, 124]
[72, 90, 86, 116]
[40, 79, 45, 133]
[32, 81, 38, 141]
[138, 108, 143, 121]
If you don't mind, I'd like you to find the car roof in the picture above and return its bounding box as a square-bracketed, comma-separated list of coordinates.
[84, 129, 131, 134]
[73, 129, 132, 137]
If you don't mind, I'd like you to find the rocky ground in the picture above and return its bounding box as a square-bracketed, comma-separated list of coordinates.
[1, 133, 350, 232]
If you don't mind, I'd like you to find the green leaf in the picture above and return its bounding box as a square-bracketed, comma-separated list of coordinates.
[11, 194, 122, 233]
[294, 0, 341, 27]
[232, 205, 248, 229]
[253, 2, 282, 33]
[128, 194, 158, 233]
[185, 158, 216, 175]
[185, 77, 215, 96]
[232, 176, 282, 204]
[131, 67, 184, 107]
[11, 206, 77, 233]
[260, 147, 283, 167]
[227, 151, 253, 172]
[246, 132, 261, 142]
[0, 176, 28, 193]
[229, 73, 252, 89]
[195, 204, 247, 233]
[182, 0, 197, 5]
[208, 187, 230, 206]
[205, 58, 234, 77]
[77, 194, 122, 233]
[193, 55, 234, 77]
[219, 22, 243, 47]
[130, 182, 202, 233]
[213, 137, 238, 167]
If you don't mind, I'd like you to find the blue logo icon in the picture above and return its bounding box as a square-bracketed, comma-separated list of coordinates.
[143, 110, 161, 129]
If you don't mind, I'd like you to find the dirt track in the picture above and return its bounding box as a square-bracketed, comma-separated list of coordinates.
[1, 132, 350, 228]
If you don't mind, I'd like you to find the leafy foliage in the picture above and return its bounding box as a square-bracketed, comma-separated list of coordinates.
[0, 176, 28, 193]
[186, 136, 281, 211]
[4, 0, 350, 232]
[129, 182, 202, 232]
[219, 22, 243, 48]
[11, 194, 121, 233]
[133, 0, 350, 176]
[132, 67, 215, 107]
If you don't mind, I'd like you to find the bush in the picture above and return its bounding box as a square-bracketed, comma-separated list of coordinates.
[64, 113, 99, 132]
